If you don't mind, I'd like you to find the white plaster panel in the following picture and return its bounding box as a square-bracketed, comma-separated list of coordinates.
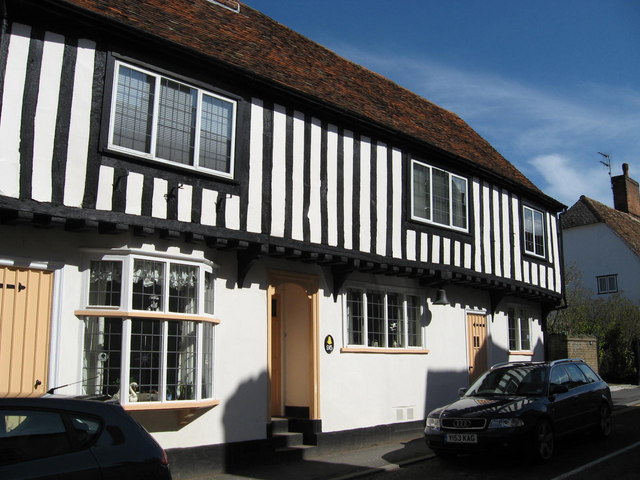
[246, 98, 263, 234]
[376, 142, 387, 256]
[270, 104, 287, 237]
[492, 188, 501, 277]
[291, 111, 305, 241]
[0, 23, 30, 199]
[327, 124, 339, 247]
[359, 137, 371, 253]
[392, 148, 403, 258]
[200, 188, 218, 226]
[511, 197, 522, 282]
[482, 184, 492, 274]
[32, 32, 65, 203]
[309, 118, 322, 244]
[406, 230, 416, 261]
[63, 39, 96, 207]
[151, 178, 168, 219]
[501, 191, 512, 279]
[95, 165, 114, 211]
[225, 195, 240, 230]
[342, 131, 354, 250]
[177, 183, 193, 222]
[124, 172, 144, 216]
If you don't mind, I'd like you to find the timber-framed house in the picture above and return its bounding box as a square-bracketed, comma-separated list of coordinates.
[0, 0, 564, 474]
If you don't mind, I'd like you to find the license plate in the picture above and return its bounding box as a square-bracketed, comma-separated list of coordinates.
[445, 433, 477, 444]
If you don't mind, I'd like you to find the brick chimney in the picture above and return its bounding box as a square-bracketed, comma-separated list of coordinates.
[611, 163, 640, 216]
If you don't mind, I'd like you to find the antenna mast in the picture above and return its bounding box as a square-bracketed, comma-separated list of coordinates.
[598, 152, 612, 177]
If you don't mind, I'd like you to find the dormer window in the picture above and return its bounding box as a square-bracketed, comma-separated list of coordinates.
[411, 160, 468, 231]
[108, 61, 236, 178]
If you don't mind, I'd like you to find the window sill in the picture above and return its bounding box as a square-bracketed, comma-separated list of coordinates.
[341, 347, 430, 354]
[509, 351, 533, 356]
[123, 398, 220, 412]
[75, 309, 221, 323]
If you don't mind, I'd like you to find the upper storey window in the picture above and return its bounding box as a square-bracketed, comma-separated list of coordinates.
[108, 61, 236, 178]
[411, 160, 468, 232]
[523, 206, 545, 257]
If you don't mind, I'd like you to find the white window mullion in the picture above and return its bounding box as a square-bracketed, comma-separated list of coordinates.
[402, 296, 409, 348]
[196, 322, 203, 401]
[121, 318, 132, 406]
[193, 91, 203, 169]
[149, 74, 161, 158]
[160, 320, 168, 402]
[383, 293, 389, 348]
[362, 291, 369, 346]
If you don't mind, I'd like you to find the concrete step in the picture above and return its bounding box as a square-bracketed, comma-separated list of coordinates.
[271, 431, 304, 448]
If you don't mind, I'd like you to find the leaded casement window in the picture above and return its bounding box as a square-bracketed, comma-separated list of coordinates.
[523, 205, 545, 257]
[411, 159, 468, 231]
[346, 288, 424, 348]
[507, 307, 531, 352]
[108, 60, 236, 178]
[81, 253, 217, 405]
[597, 274, 618, 294]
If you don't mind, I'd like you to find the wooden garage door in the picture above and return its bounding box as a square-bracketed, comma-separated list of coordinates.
[0, 266, 53, 397]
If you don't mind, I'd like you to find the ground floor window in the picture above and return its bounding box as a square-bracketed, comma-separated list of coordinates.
[507, 307, 531, 352]
[346, 288, 423, 348]
[82, 317, 215, 403]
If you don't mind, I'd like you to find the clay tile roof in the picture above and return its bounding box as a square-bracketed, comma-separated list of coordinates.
[51, 0, 550, 200]
[563, 195, 640, 258]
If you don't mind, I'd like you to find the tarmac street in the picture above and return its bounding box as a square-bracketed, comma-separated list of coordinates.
[177, 385, 640, 480]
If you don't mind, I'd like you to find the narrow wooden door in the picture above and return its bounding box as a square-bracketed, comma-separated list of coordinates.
[466, 313, 488, 384]
[0, 267, 53, 397]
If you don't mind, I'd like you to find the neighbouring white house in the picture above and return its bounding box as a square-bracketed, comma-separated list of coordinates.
[562, 164, 640, 303]
[0, 0, 564, 476]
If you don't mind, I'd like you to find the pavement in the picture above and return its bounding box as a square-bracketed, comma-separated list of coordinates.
[184, 385, 640, 480]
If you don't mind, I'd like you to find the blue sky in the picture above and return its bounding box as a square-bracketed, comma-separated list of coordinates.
[243, 0, 640, 208]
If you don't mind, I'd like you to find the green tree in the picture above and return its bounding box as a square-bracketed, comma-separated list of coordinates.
[548, 263, 640, 383]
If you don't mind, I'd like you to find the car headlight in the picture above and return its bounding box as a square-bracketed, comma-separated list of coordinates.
[488, 418, 524, 429]
[425, 417, 441, 430]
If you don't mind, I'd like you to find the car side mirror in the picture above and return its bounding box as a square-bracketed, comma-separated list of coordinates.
[458, 387, 467, 397]
[549, 384, 569, 395]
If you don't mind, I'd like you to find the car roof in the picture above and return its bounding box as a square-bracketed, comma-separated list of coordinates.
[0, 395, 124, 415]
[490, 358, 587, 370]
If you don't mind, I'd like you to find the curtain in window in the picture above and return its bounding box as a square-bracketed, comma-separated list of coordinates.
[113, 66, 154, 152]
[89, 261, 122, 307]
[132, 260, 164, 311]
[169, 264, 198, 314]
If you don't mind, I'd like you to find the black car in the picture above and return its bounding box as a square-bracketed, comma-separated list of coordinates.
[424, 359, 612, 461]
[0, 396, 172, 479]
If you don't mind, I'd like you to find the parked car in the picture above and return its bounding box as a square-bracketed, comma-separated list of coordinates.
[0, 396, 171, 479]
[424, 359, 612, 462]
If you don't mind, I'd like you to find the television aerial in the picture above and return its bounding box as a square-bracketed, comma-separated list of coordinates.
[598, 152, 612, 177]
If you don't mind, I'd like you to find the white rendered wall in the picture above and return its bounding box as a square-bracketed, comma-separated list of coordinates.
[564, 223, 640, 303]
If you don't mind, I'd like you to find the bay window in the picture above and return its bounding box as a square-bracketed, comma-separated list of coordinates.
[108, 60, 236, 178]
[81, 253, 217, 406]
[411, 159, 468, 231]
[346, 288, 424, 349]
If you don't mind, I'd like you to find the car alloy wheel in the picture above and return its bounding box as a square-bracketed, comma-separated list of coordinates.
[533, 419, 554, 462]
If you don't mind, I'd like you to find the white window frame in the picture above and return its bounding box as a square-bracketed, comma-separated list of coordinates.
[80, 251, 218, 407]
[507, 307, 532, 352]
[410, 159, 469, 232]
[344, 286, 425, 349]
[107, 60, 237, 179]
[523, 205, 546, 258]
[597, 274, 618, 294]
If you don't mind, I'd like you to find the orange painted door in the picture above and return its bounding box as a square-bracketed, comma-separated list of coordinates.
[466, 313, 488, 384]
[0, 267, 53, 397]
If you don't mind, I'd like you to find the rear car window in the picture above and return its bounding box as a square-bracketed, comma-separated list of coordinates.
[0, 410, 71, 465]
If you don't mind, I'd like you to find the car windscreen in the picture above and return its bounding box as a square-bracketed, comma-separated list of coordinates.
[465, 366, 548, 396]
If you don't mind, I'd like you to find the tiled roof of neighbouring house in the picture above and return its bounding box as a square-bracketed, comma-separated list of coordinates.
[563, 195, 640, 258]
[35, 0, 558, 205]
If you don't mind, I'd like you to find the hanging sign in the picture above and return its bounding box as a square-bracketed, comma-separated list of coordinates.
[324, 335, 335, 354]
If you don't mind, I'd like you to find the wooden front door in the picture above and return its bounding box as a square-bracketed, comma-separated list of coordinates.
[0, 266, 53, 397]
[466, 313, 488, 383]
